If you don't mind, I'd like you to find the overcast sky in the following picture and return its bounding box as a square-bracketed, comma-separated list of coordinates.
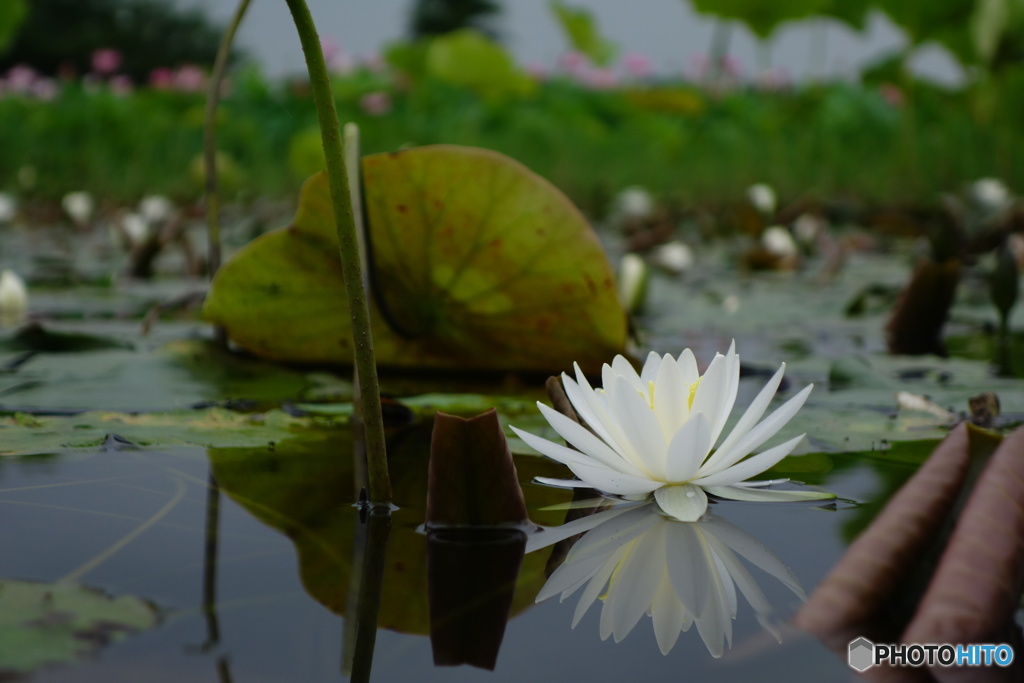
[171, 0, 962, 84]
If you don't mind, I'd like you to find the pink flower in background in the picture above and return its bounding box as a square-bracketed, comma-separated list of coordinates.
[880, 83, 904, 108]
[91, 48, 122, 75]
[6, 65, 37, 93]
[30, 79, 58, 101]
[149, 68, 174, 89]
[360, 52, 386, 73]
[687, 54, 709, 81]
[525, 61, 548, 79]
[585, 67, 618, 89]
[360, 91, 392, 116]
[173, 65, 207, 92]
[328, 50, 355, 76]
[109, 75, 133, 96]
[721, 55, 741, 78]
[756, 67, 791, 91]
[622, 53, 654, 79]
[320, 37, 340, 62]
[559, 51, 588, 75]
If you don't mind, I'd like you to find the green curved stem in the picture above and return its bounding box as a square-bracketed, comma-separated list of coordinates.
[284, 0, 391, 504]
[204, 0, 251, 348]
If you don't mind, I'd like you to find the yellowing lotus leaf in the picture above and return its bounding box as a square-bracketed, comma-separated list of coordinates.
[203, 145, 626, 373]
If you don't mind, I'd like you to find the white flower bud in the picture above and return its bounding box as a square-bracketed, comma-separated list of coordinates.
[747, 183, 776, 215]
[614, 186, 655, 221]
[62, 191, 95, 225]
[0, 270, 28, 326]
[139, 195, 174, 224]
[762, 226, 797, 257]
[0, 192, 16, 224]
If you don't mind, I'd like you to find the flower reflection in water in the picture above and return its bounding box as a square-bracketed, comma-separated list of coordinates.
[527, 502, 805, 656]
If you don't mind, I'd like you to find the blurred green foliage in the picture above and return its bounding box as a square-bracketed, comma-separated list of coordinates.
[1, 66, 1022, 214]
[0, 0, 26, 55]
[550, 0, 617, 66]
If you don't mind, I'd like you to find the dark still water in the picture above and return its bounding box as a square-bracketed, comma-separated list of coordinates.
[0, 427, 887, 683]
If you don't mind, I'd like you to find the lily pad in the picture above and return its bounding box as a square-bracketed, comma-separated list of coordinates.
[0, 579, 158, 678]
[0, 408, 325, 456]
[0, 338, 346, 414]
[203, 145, 627, 373]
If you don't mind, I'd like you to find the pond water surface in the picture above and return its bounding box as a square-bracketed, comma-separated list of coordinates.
[0, 423, 907, 683]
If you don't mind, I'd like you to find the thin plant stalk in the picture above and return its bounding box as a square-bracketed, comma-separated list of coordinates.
[204, 0, 251, 349]
[284, 0, 391, 504]
[349, 507, 391, 683]
[201, 470, 222, 650]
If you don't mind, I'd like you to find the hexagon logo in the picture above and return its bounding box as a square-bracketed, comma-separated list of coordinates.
[849, 637, 875, 672]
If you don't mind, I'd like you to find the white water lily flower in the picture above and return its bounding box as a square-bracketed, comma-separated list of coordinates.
[511, 343, 830, 522]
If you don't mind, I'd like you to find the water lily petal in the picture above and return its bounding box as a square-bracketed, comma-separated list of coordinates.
[565, 505, 661, 565]
[639, 351, 662, 388]
[510, 426, 602, 469]
[694, 551, 732, 658]
[568, 461, 665, 495]
[572, 543, 628, 627]
[692, 434, 805, 487]
[676, 348, 699, 385]
[654, 353, 689, 438]
[525, 504, 636, 554]
[612, 354, 647, 400]
[711, 545, 739, 618]
[600, 531, 665, 643]
[512, 428, 658, 494]
[651, 572, 687, 654]
[690, 344, 739, 447]
[702, 531, 777, 616]
[654, 484, 708, 522]
[536, 552, 609, 603]
[707, 363, 785, 465]
[664, 412, 711, 482]
[703, 484, 836, 504]
[608, 374, 668, 477]
[698, 384, 812, 478]
[664, 521, 712, 612]
[536, 402, 646, 477]
[532, 476, 594, 489]
[700, 515, 806, 599]
[565, 367, 639, 469]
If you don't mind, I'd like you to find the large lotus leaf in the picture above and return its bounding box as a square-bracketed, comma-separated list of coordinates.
[0, 579, 158, 677]
[203, 145, 627, 373]
[362, 145, 626, 369]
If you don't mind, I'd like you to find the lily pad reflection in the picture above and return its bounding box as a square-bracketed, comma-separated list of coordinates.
[528, 502, 805, 656]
